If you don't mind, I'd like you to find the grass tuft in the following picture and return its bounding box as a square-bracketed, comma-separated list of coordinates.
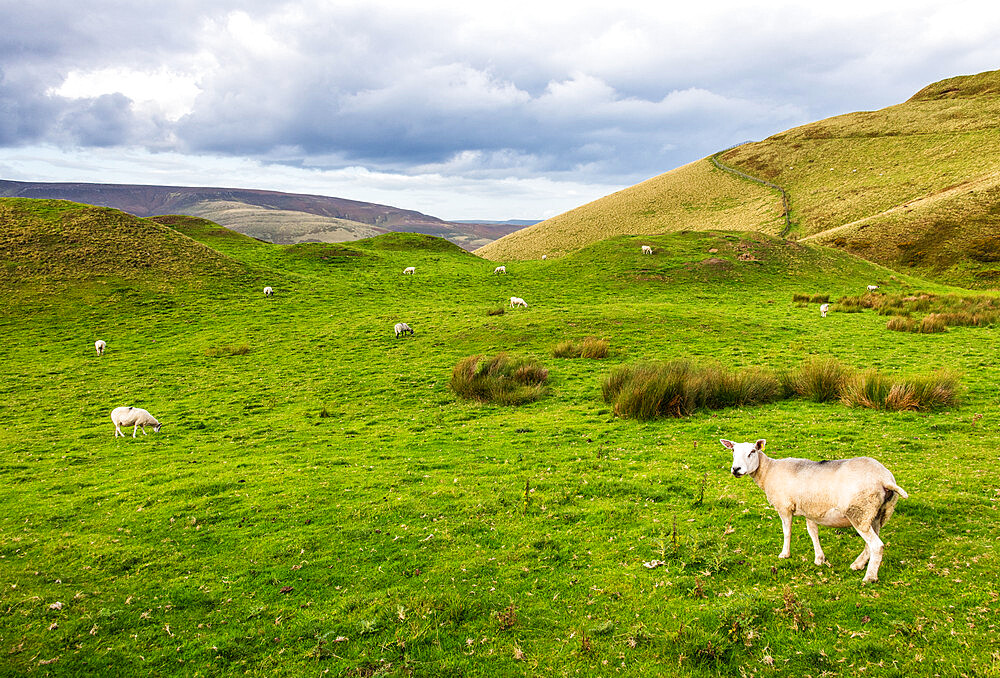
[450, 353, 550, 405]
[841, 369, 959, 411]
[204, 343, 251, 357]
[784, 357, 852, 402]
[552, 337, 609, 359]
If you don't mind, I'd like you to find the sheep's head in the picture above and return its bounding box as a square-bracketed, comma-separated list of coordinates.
[721, 438, 765, 477]
[154, 423, 162, 433]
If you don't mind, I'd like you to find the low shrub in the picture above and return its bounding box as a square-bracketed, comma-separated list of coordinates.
[784, 357, 852, 402]
[450, 353, 550, 405]
[487, 307, 506, 316]
[841, 369, 959, 411]
[886, 317, 916, 332]
[918, 314, 947, 333]
[792, 293, 830, 303]
[553, 337, 609, 359]
[602, 360, 781, 419]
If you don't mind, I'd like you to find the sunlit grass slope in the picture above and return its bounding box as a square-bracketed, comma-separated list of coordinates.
[476, 159, 784, 260]
[480, 69, 1000, 286]
[0, 199, 253, 297]
[6, 201, 1000, 676]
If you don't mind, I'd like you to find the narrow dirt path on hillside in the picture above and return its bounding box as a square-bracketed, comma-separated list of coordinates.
[711, 144, 793, 237]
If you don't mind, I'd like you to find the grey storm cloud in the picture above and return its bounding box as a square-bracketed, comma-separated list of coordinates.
[3, 0, 1000, 190]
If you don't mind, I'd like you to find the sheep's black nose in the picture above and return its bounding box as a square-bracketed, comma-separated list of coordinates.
[731, 468, 742, 477]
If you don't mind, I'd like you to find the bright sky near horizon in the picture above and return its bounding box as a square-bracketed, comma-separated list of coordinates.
[2, 0, 999, 220]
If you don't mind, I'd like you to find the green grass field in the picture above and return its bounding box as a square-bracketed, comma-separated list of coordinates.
[3, 201, 1000, 676]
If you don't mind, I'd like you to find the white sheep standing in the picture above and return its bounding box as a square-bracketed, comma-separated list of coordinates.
[641, 245, 653, 254]
[541, 255, 547, 260]
[820, 303, 830, 318]
[494, 266, 506, 274]
[722, 438, 907, 584]
[111, 406, 163, 438]
[867, 285, 879, 292]
[510, 296, 528, 308]
[263, 286, 274, 296]
[95, 340, 106, 356]
[403, 267, 416, 275]
[394, 322, 414, 337]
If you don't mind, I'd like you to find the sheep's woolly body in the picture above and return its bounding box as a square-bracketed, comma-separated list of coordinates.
[95, 340, 106, 355]
[510, 296, 527, 308]
[394, 322, 414, 337]
[403, 267, 416, 275]
[724, 439, 906, 584]
[111, 406, 162, 438]
[263, 286, 273, 296]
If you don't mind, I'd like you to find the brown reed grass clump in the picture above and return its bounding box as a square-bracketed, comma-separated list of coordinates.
[450, 353, 550, 405]
[840, 369, 959, 411]
[552, 337, 609, 359]
[782, 356, 852, 402]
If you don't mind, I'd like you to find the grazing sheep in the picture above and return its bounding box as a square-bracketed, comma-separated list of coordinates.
[95, 340, 106, 356]
[722, 438, 907, 583]
[111, 406, 162, 438]
[263, 286, 274, 296]
[510, 296, 528, 308]
[403, 267, 416, 275]
[394, 322, 414, 337]
[494, 266, 506, 274]
[867, 285, 879, 292]
[820, 303, 830, 318]
[641, 245, 653, 254]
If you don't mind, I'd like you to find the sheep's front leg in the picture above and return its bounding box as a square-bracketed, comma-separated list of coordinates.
[805, 520, 827, 565]
[778, 511, 793, 559]
[850, 545, 870, 571]
[132, 423, 138, 438]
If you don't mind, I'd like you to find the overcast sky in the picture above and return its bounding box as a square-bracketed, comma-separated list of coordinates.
[1, 1, 999, 220]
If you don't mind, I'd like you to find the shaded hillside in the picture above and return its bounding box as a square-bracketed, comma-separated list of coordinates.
[0, 180, 525, 250]
[480, 69, 1000, 287]
[0, 198, 250, 293]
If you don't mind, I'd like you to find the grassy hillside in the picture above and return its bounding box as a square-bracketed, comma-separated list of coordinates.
[3, 200, 1000, 676]
[480, 70, 1000, 286]
[476, 159, 784, 260]
[0, 198, 253, 298]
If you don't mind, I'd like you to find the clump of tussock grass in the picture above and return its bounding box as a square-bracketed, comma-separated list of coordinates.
[791, 293, 830, 303]
[486, 306, 506, 316]
[601, 360, 781, 419]
[886, 317, 916, 332]
[833, 291, 1000, 330]
[205, 343, 251, 357]
[782, 356, 852, 402]
[552, 337, 609, 359]
[605, 357, 960, 418]
[450, 353, 549, 405]
[840, 369, 959, 411]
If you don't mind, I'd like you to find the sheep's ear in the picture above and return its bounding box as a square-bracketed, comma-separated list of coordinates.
[720, 439, 735, 450]
[755, 439, 766, 451]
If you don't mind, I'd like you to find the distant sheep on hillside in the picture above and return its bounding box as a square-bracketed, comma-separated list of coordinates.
[510, 296, 528, 308]
[95, 340, 106, 356]
[111, 406, 162, 438]
[541, 255, 547, 260]
[403, 267, 416, 275]
[867, 285, 879, 292]
[820, 303, 830, 318]
[394, 322, 414, 337]
[263, 286, 274, 296]
[641, 245, 653, 254]
[494, 266, 506, 274]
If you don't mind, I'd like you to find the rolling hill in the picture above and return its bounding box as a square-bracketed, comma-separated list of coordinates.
[0, 180, 526, 251]
[478, 69, 1000, 287]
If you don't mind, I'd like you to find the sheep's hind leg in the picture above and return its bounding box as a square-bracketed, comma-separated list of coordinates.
[851, 522, 884, 583]
[133, 423, 138, 438]
[806, 519, 827, 566]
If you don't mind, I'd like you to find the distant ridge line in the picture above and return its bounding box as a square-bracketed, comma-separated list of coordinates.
[711, 142, 793, 237]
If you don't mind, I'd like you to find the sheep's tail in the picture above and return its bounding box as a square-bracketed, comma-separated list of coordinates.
[885, 482, 908, 499]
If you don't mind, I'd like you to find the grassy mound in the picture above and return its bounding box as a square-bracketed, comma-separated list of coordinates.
[0, 198, 248, 292]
